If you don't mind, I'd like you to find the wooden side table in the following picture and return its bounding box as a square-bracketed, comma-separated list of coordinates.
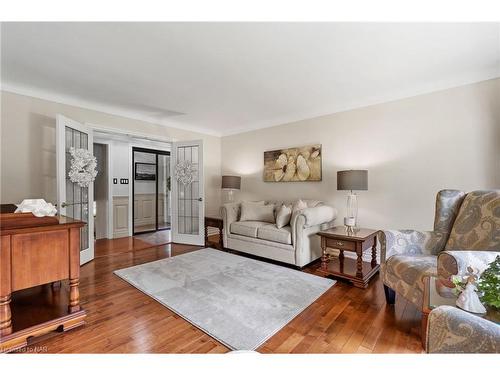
[204, 216, 224, 250]
[316, 227, 380, 288]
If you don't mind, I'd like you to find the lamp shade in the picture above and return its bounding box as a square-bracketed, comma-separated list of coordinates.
[221, 175, 241, 190]
[337, 170, 368, 191]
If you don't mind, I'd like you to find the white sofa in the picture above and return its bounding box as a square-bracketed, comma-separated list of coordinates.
[221, 200, 337, 268]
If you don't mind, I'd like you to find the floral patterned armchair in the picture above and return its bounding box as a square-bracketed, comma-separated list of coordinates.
[380, 189, 500, 308]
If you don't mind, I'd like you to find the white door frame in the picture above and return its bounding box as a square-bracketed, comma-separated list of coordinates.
[90, 123, 173, 239]
[92, 138, 114, 239]
[171, 140, 205, 246]
[56, 114, 95, 265]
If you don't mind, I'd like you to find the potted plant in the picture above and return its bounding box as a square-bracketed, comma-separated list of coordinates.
[477, 255, 500, 309]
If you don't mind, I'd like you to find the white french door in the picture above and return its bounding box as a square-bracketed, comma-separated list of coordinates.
[56, 114, 95, 265]
[171, 140, 204, 245]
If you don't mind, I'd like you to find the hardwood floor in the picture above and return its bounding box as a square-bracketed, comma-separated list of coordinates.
[15, 236, 424, 353]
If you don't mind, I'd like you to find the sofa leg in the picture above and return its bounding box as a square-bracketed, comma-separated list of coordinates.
[384, 285, 396, 305]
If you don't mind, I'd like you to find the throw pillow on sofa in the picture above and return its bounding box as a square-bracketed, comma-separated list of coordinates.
[236, 200, 264, 220]
[276, 204, 292, 228]
[239, 201, 275, 223]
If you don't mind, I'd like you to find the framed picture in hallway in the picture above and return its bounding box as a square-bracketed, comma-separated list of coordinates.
[263, 144, 322, 182]
[135, 162, 156, 180]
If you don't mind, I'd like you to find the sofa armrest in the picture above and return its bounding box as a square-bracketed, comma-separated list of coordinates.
[291, 205, 336, 239]
[437, 250, 500, 280]
[426, 305, 500, 353]
[221, 202, 240, 238]
[296, 205, 337, 228]
[380, 230, 446, 264]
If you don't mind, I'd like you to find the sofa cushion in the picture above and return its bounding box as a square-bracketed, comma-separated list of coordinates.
[230, 221, 267, 238]
[257, 224, 292, 245]
[445, 190, 500, 251]
[239, 202, 275, 223]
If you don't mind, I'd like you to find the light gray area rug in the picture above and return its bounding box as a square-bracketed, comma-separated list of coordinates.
[114, 248, 335, 350]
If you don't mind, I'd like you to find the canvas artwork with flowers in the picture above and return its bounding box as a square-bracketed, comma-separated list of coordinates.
[263, 144, 322, 182]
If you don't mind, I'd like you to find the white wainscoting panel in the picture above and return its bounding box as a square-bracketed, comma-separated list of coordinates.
[113, 196, 129, 238]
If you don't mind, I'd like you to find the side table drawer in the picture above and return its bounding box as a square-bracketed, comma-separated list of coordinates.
[325, 238, 356, 251]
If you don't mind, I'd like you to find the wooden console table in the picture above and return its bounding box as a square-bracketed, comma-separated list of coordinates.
[316, 227, 380, 288]
[0, 209, 86, 353]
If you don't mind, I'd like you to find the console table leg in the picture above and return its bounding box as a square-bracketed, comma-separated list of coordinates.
[68, 278, 80, 313]
[0, 294, 12, 336]
[68, 227, 81, 314]
[371, 235, 378, 267]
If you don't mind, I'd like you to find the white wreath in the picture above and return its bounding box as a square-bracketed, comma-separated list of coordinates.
[174, 160, 196, 186]
[68, 147, 98, 188]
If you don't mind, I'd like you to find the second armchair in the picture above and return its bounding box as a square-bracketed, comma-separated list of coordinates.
[380, 189, 500, 308]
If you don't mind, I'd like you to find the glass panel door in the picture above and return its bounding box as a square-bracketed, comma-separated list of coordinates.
[158, 154, 171, 230]
[171, 140, 204, 245]
[132, 147, 170, 235]
[56, 114, 94, 265]
[65, 126, 90, 251]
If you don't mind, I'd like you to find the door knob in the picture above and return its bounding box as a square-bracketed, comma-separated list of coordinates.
[198, 198, 203, 202]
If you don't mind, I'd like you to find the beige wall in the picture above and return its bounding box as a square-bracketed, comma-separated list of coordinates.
[0, 91, 222, 216]
[221, 79, 500, 231]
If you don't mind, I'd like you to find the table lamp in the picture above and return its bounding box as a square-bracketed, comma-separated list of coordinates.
[221, 175, 241, 203]
[337, 170, 368, 233]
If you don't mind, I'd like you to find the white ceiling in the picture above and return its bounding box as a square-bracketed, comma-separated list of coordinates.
[2, 22, 499, 136]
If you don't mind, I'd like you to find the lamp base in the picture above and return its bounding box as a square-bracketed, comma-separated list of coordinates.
[222, 189, 235, 204]
[344, 217, 357, 236]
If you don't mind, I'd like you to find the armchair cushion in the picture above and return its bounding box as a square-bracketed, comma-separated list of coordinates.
[382, 255, 437, 306]
[445, 190, 500, 251]
[426, 305, 500, 353]
[437, 250, 500, 280]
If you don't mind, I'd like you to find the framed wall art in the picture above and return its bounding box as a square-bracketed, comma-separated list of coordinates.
[263, 144, 322, 182]
[134, 162, 156, 180]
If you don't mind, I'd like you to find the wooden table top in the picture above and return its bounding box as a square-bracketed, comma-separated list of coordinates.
[0, 213, 84, 234]
[318, 227, 379, 241]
